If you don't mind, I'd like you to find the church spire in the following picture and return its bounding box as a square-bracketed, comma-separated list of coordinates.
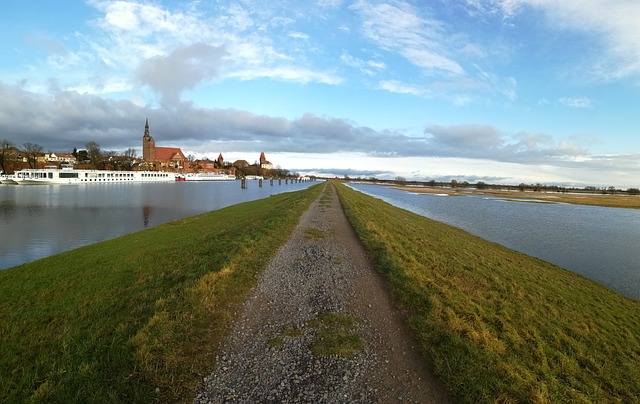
[143, 117, 150, 139]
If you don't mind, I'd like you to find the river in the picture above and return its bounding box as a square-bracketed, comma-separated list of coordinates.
[348, 183, 640, 301]
[0, 179, 316, 270]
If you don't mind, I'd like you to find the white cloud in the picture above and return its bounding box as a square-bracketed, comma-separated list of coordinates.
[352, 0, 464, 75]
[558, 96, 593, 108]
[475, 66, 517, 101]
[378, 80, 424, 96]
[494, 0, 640, 80]
[341, 53, 386, 75]
[317, 0, 344, 9]
[227, 66, 342, 85]
[288, 32, 310, 40]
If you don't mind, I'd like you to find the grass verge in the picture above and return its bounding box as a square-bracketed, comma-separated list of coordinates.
[0, 183, 322, 403]
[336, 181, 640, 402]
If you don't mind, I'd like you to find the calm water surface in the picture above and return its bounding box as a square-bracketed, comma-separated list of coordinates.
[349, 183, 640, 301]
[0, 180, 317, 270]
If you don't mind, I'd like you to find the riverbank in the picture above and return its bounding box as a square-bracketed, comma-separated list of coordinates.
[337, 182, 640, 402]
[1, 182, 639, 402]
[0, 184, 322, 403]
[393, 185, 640, 209]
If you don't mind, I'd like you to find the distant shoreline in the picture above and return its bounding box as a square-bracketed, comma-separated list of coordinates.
[391, 185, 640, 210]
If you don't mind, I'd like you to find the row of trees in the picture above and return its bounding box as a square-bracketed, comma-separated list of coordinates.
[0, 138, 141, 174]
[346, 175, 640, 195]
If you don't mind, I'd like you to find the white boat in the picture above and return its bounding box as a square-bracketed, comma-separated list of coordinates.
[182, 172, 236, 181]
[13, 165, 176, 185]
[0, 173, 17, 184]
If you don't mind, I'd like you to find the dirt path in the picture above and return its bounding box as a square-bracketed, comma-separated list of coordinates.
[195, 182, 450, 403]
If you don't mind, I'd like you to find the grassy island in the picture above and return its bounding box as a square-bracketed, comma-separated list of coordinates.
[1, 181, 639, 403]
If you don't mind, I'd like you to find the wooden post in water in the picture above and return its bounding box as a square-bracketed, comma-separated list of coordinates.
[259, 178, 263, 187]
[279, 178, 281, 185]
[241, 178, 247, 189]
[270, 178, 273, 186]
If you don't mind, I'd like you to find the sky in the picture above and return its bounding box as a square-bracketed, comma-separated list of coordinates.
[0, 0, 639, 188]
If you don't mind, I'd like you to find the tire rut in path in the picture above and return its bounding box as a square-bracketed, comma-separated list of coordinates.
[195, 182, 450, 403]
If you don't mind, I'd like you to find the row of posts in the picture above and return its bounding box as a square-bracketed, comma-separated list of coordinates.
[241, 177, 311, 189]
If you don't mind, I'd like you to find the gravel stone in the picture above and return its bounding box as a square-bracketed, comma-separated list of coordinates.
[195, 183, 450, 403]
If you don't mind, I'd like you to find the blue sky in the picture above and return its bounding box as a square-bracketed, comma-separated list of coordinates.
[1, 0, 639, 187]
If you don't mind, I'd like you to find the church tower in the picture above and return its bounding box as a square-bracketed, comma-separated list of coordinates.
[142, 118, 156, 162]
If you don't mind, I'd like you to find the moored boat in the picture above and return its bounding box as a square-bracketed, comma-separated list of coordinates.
[0, 174, 17, 184]
[183, 172, 236, 181]
[13, 165, 176, 185]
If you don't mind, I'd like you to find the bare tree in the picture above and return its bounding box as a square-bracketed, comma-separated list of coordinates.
[122, 148, 137, 169]
[23, 142, 43, 169]
[85, 141, 102, 167]
[0, 139, 15, 173]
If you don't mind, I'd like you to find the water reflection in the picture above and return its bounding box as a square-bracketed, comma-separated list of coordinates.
[142, 205, 152, 228]
[0, 200, 16, 221]
[0, 180, 317, 270]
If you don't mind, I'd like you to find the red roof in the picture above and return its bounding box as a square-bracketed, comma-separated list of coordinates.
[155, 147, 186, 161]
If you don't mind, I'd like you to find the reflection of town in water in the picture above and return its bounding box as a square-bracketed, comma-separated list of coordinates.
[0, 181, 317, 270]
[142, 205, 152, 228]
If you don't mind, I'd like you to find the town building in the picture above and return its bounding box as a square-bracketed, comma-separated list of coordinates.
[142, 118, 186, 169]
[45, 152, 76, 164]
[259, 152, 273, 169]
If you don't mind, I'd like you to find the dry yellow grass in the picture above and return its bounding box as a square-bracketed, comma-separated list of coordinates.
[394, 186, 640, 209]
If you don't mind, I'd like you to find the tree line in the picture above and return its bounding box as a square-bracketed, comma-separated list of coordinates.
[1, 138, 141, 174]
[342, 175, 640, 196]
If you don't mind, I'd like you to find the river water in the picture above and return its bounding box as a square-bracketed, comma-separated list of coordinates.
[0, 180, 316, 270]
[348, 183, 640, 301]
[3, 181, 639, 301]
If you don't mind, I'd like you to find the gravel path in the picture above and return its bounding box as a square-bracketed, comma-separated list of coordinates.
[195, 182, 450, 403]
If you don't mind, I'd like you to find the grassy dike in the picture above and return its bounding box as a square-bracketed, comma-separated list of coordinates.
[335, 182, 640, 403]
[0, 184, 322, 403]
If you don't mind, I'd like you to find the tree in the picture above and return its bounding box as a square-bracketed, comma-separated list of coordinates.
[395, 176, 407, 182]
[122, 148, 137, 170]
[0, 139, 15, 173]
[23, 142, 43, 169]
[85, 141, 102, 167]
[77, 149, 89, 163]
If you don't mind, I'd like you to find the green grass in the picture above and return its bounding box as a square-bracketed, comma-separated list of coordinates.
[308, 312, 364, 357]
[0, 184, 322, 403]
[5, 180, 639, 402]
[336, 181, 640, 403]
[304, 227, 327, 239]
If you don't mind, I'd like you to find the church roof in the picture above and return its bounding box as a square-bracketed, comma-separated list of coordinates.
[155, 147, 186, 160]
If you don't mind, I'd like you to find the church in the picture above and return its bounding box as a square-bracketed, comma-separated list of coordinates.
[142, 118, 186, 169]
